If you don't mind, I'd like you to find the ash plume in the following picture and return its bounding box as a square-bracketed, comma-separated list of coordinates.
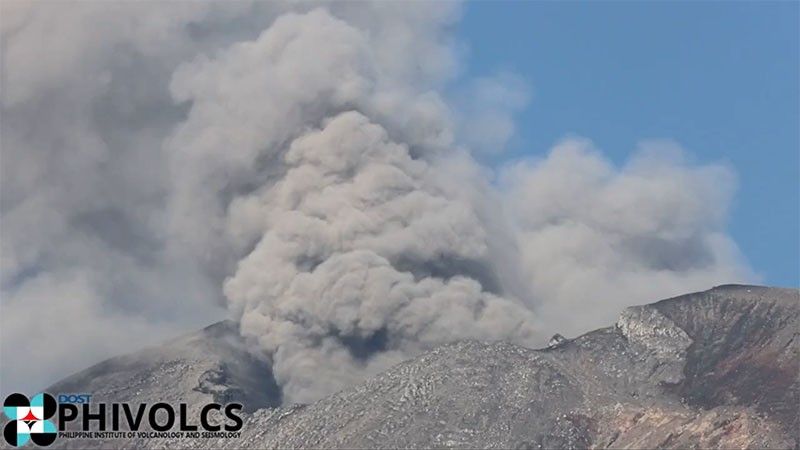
[0, 2, 754, 401]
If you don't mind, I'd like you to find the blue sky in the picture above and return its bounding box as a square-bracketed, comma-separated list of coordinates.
[458, 1, 799, 288]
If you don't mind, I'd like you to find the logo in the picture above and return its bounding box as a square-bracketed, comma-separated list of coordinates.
[3, 392, 244, 445]
[3, 393, 57, 447]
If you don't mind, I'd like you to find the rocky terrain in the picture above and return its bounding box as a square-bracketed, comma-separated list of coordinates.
[49, 320, 281, 416]
[40, 285, 799, 448]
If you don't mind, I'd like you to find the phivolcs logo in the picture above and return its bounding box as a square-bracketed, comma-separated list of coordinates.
[3, 393, 57, 447]
[3, 392, 244, 446]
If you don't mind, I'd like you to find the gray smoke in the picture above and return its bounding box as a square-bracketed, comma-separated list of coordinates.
[0, 2, 754, 401]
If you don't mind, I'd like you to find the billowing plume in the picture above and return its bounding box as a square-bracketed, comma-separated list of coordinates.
[165, 10, 537, 402]
[0, 2, 754, 400]
[224, 111, 538, 403]
[502, 139, 753, 336]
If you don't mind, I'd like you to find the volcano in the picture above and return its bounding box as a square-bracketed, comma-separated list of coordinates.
[44, 285, 798, 449]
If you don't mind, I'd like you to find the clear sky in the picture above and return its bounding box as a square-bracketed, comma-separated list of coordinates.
[458, 1, 799, 288]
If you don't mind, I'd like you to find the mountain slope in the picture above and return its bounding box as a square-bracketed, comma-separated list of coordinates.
[177, 285, 796, 449]
[49, 320, 281, 412]
[46, 285, 798, 449]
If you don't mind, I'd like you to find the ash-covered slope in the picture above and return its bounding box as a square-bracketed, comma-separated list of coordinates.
[44, 321, 282, 449]
[650, 285, 799, 434]
[48, 285, 798, 449]
[174, 284, 795, 449]
[49, 320, 281, 412]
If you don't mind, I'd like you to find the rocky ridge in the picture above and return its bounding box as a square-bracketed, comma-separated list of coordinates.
[40, 285, 799, 448]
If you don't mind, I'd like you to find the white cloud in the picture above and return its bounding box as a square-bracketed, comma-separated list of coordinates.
[500, 138, 754, 336]
[455, 72, 532, 154]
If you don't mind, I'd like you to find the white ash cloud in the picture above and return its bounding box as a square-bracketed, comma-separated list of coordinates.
[0, 2, 753, 401]
[500, 139, 754, 337]
[0, 0, 271, 395]
[455, 72, 532, 155]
